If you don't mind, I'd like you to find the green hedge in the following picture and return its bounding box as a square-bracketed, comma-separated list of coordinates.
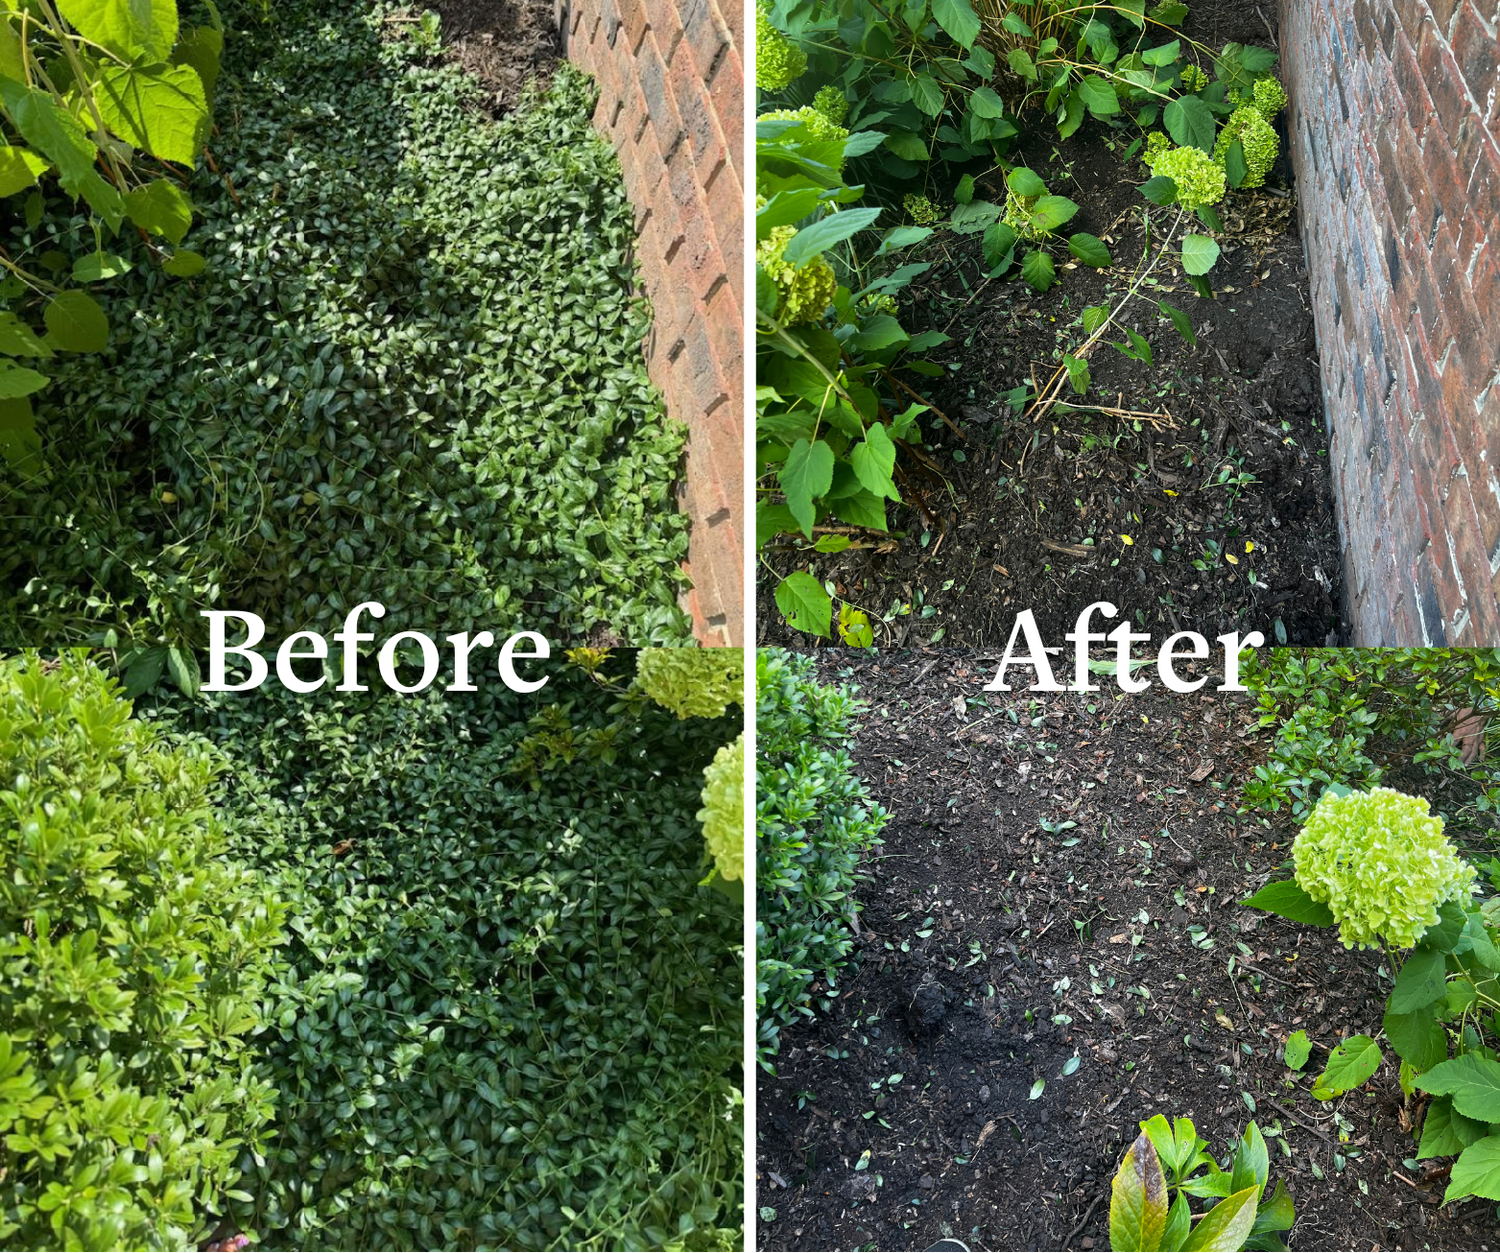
[145, 654, 743, 1250]
[0, 0, 690, 646]
[0, 653, 283, 1250]
[755, 649, 886, 1069]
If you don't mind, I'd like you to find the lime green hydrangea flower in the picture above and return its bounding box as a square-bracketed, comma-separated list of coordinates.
[1143, 130, 1174, 166]
[1180, 64, 1209, 93]
[1214, 104, 1278, 189]
[757, 223, 839, 325]
[760, 105, 849, 148]
[635, 648, 744, 719]
[1293, 787, 1476, 950]
[698, 732, 745, 881]
[1147, 142, 1226, 208]
[813, 84, 850, 126]
[756, 1, 807, 91]
[1251, 76, 1287, 122]
[903, 193, 939, 225]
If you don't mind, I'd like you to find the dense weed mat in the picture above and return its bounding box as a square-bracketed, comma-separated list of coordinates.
[0, 1, 690, 645]
[146, 665, 742, 1250]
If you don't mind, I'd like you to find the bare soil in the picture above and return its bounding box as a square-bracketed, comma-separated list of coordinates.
[755, 648, 1496, 1253]
[758, 0, 1345, 651]
[427, 0, 558, 111]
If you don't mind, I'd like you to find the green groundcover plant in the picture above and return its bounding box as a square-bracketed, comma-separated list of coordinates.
[1241, 649, 1500, 1208]
[0, 652, 284, 1250]
[1, 0, 691, 649]
[756, 648, 887, 1069]
[139, 650, 744, 1251]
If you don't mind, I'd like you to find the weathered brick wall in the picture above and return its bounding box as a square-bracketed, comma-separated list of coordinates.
[1280, 0, 1500, 644]
[557, 0, 745, 647]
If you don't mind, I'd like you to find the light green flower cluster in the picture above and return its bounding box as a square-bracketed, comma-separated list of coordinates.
[1003, 187, 1047, 240]
[1293, 787, 1476, 950]
[1180, 64, 1209, 92]
[860, 292, 898, 317]
[813, 84, 851, 126]
[1143, 130, 1174, 166]
[635, 648, 744, 719]
[1147, 142, 1226, 208]
[1215, 104, 1278, 188]
[698, 732, 745, 881]
[756, 2, 806, 90]
[757, 223, 839, 324]
[904, 193, 939, 225]
[760, 105, 849, 148]
[1252, 76, 1287, 121]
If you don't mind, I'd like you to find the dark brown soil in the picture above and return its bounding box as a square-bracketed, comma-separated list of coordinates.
[426, 0, 558, 111]
[755, 648, 1497, 1253]
[758, 0, 1345, 652]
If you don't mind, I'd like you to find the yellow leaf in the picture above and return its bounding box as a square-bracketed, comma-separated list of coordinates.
[1164, 488, 1177, 496]
[1215, 1012, 1234, 1030]
[1225, 553, 1239, 565]
[1121, 534, 1134, 545]
[1245, 541, 1255, 553]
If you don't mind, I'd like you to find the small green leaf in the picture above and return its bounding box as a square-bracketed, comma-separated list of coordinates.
[779, 437, 836, 536]
[982, 221, 1017, 272]
[1224, 138, 1248, 188]
[72, 252, 133, 283]
[1007, 166, 1047, 198]
[1390, 947, 1447, 1014]
[774, 571, 833, 637]
[0, 361, 50, 398]
[1068, 233, 1113, 267]
[1415, 1053, 1500, 1123]
[44, 290, 109, 352]
[1283, 1030, 1311, 1071]
[1082, 304, 1110, 335]
[1021, 249, 1055, 292]
[1030, 194, 1080, 232]
[1158, 299, 1196, 347]
[1240, 879, 1334, 926]
[931, 0, 980, 47]
[1317, 1035, 1382, 1096]
[850, 423, 899, 501]
[163, 249, 207, 277]
[1163, 95, 1216, 151]
[1444, 1136, 1500, 1205]
[969, 85, 1007, 118]
[1180, 234, 1220, 275]
[1139, 175, 1179, 205]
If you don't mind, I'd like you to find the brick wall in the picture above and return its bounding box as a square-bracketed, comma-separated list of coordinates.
[1280, 0, 1500, 645]
[557, 0, 745, 647]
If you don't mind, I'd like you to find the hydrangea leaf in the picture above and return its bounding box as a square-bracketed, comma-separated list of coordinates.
[1416, 1053, 1500, 1122]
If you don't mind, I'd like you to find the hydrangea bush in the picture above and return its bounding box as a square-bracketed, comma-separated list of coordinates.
[1293, 787, 1475, 950]
[756, 0, 806, 90]
[1147, 143, 1228, 209]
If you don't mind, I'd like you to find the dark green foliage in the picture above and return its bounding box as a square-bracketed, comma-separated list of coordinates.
[756, 648, 886, 1069]
[0, 652, 283, 1250]
[144, 655, 742, 1250]
[0, 0, 689, 647]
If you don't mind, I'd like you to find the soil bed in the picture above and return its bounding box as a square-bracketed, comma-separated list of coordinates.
[427, 0, 559, 111]
[756, 648, 1494, 1253]
[759, 0, 1343, 650]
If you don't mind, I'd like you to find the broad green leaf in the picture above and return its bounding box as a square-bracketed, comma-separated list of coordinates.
[1444, 1135, 1500, 1205]
[1390, 947, 1448, 1013]
[912, 73, 944, 117]
[1153, 0, 1189, 23]
[0, 360, 48, 398]
[876, 226, 934, 255]
[949, 199, 1002, 233]
[44, 290, 109, 352]
[123, 178, 194, 244]
[1248, 1178, 1295, 1235]
[954, 173, 975, 204]
[1062, 352, 1090, 395]
[1421, 900, 1468, 951]
[1415, 1053, 1500, 1122]
[1029, 194, 1080, 232]
[1079, 74, 1120, 116]
[1240, 879, 1334, 926]
[1002, 12, 1033, 36]
[757, 187, 821, 238]
[849, 314, 909, 353]
[96, 64, 210, 167]
[1457, 914, 1500, 972]
[1283, 1030, 1311, 1071]
[1110, 1132, 1168, 1252]
[1181, 1184, 1258, 1252]
[72, 252, 133, 283]
[57, 0, 179, 63]
[1143, 40, 1182, 66]
[1139, 175, 1179, 205]
[0, 396, 38, 466]
[1180, 234, 1221, 275]
[982, 221, 1017, 271]
[1007, 166, 1047, 198]
[1021, 248, 1055, 292]
[1418, 1095, 1488, 1159]
[756, 500, 799, 547]
[1082, 304, 1110, 335]
[779, 437, 836, 536]
[1318, 1035, 1382, 1096]
[0, 144, 48, 196]
[830, 486, 889, 531]
[1163, 95, 1216, 151]
[931, 0, 980, 47]
[0, 81, 123, 225]
[774, 571, 832, 636]
[166, 645, 201, 698]
[173, 25, 224, 100]
[850, 423, 899, 501]
[1120, 327, 1152, 365]
[1158, 299, 1196, 347]
[0, 313, 53, 358]
[1068, 232, 1113, 266]
[783, 207, 882, 265]
[1224, 138, 1248, 188]
[1057, 89, 1085, 139]
[1115, 0, 1147, 28]
[1229, 1122, 1268, 1197]
[163, 248, 206, 277]
[1007, 48, 1038, 82]
[1161, 1190, 1190, 1250]
[884, 130, 929, 161]
[813, 534, 851, 553]
[969, 85, 1007, 118]
[907, 330, 950, 352]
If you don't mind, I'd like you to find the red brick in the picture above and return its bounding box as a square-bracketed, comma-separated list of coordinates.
[668, 38, 730, 170]
[1417, 23, 1474, 150]
[1453, 0, 1500, 107]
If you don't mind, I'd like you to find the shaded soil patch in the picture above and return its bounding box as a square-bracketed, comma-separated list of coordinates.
[756, 648, 1492, 1252]
[427, 0, 558, 111]
[758, 1, 1344, 650]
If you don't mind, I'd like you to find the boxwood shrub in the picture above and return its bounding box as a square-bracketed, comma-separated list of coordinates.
[0, 652, 284, 1250]
[0, 0, 690, 647]
[756, 649, 887, 1070]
